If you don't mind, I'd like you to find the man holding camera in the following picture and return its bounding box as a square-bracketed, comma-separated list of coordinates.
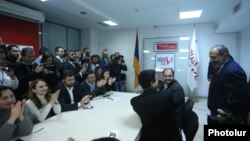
[14, 48, 44, 100]
[109, 55, 127, 92]
[0, 48, 18, 90]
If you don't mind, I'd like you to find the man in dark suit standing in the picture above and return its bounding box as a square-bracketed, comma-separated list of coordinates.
[131, 70, 181, 141]
[61, 50, 86, 83]
[57, 70, 91, 112]
[208, 45, 250, 124]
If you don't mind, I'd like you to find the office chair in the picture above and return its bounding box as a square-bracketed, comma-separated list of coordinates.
[180, 98, 199, 141]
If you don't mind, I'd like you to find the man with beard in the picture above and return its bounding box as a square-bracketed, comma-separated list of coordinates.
[61, 50, 86, 83]
[57, 70, 91, 112]
[6, 45, 21, 67]
[159, 68, 185, 128]
[208, 44, 250, 124]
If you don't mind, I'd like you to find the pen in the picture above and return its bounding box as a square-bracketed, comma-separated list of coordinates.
[33, 127, 44, 133]
[106, 96, 114, 101]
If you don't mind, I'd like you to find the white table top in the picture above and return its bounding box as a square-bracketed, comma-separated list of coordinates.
[20, 92, 141, 141]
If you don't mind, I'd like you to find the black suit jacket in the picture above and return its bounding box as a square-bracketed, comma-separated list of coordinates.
[159, 79, 185, 127]
[61, 61, 83, 82]
[57, 81, 82, 112]
[131, 88, 181, 141]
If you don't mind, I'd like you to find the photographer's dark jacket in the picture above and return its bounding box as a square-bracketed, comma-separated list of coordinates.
[208, 56, 250, 122]
[109, 62, 127, 81]
[14, 63, 39, 100]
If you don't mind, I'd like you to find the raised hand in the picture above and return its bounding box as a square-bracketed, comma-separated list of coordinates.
[18, 99, 26, 121]
[97, 79, 106, 87]
[50, 90, 60, 104]
[8, 101, 22, 124]
[108, 77, 116, 85]
[80, 95, 92, 106]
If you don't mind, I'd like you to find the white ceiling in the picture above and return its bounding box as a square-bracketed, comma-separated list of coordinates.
[9, 0, 250, 32]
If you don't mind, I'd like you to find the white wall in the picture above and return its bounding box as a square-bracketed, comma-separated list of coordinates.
[81, 29, 99, 54]
[240, 27, 250, 80]
[91, 23, 239, 96]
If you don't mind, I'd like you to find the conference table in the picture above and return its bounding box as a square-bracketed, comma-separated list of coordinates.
[20, 92, 142, 141]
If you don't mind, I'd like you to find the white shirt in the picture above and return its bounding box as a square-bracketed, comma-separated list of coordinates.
[0, 70, 18, 89]
[65, 86, 81, 107]
[56, 55, 64, 63]
[66, 87, 75, 104]
[26, 94, 61, 123]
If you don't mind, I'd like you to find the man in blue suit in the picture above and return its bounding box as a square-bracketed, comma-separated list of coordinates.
[208, 44, 249, 124]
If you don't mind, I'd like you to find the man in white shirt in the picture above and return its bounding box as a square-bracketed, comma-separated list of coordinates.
[57, 70, 91, 112]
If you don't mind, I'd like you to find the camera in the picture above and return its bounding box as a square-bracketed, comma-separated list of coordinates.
[42, 63, 57, 71]
[119, 55, 125, 63]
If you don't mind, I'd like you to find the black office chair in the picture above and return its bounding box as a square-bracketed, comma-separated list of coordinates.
[180, 98, 199, 141]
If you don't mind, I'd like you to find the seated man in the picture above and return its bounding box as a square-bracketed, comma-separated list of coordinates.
[57, 70, 91, 112]
[0, 86, 33, 141]
[130, 69, 181, 141]
[159, 68, 185, 128]
[79, 71, 106, 98]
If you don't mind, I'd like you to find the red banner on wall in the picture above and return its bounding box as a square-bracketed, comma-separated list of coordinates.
[155, 42, 178, 51]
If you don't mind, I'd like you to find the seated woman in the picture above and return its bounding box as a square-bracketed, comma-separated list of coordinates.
[26, 79, 61, 123]
[100, 69, 116, 93]
[0, 86, 33, 141]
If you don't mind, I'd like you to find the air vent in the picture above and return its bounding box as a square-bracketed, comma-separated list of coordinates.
[233, 2, 241, 14]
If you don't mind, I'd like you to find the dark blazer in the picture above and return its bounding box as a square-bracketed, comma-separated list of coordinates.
[131, 88, 181, 141]
[57, 81, 82, 112]
[208, 57, 250, 121]
[78, 81, 105, 98]
[14, 63, 39, 100]
[61, 61, 84, 82]
[159, 79, 185, 128]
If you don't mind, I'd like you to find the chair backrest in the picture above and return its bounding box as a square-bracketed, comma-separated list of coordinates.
[180, 98, 199, 141]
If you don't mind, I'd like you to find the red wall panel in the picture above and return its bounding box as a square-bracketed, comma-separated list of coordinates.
[0, 15, 39, 56]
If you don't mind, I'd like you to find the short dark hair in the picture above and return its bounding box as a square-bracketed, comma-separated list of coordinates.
[7, 44, 19, 52]
[163, 68, 175, 76]
[21, 47, 34, 56]
[55, 46, 63, 53]
[213, 44, 229, 56]
[139, 69, 156, 89]
[40, 52, 54, 63]
[0, 86, 13, 97]
[61, 70, 75, 80]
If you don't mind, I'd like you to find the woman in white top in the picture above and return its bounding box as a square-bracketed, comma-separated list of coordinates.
[26, 79, 61, 123]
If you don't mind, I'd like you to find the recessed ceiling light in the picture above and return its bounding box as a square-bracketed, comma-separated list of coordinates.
[40, 0, 48, 2]
[143, 50, 150, 53]
[179, 36, 190, 41]
[102, 20, 118, 26]
[179, 10, 202, 19]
